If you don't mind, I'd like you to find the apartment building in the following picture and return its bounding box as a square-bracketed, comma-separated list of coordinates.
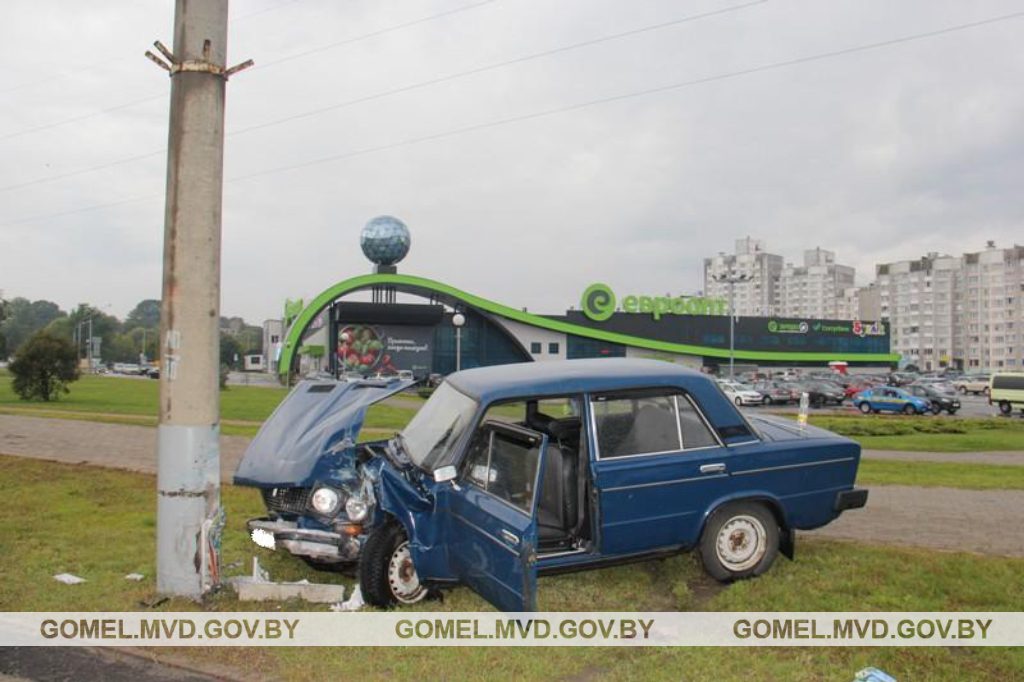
[777, 248, 856, 319]
[703, 237, 783, 316]
[959, 242, 1024, 369]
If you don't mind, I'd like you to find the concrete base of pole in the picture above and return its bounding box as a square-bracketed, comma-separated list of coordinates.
[156, 424, 221, 598]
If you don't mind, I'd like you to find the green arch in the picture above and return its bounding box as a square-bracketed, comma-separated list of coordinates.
[279, 273, 899, 374]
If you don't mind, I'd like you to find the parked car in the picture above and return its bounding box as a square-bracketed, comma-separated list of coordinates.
[235, 359, 867, 611]
[989, 373, 1024, 415]
[954, 374, 991, 396]
[852, 387, 932, 415]
[912, 377, 956, 394]
[906, 384, 960, 415]
[717, 379, 766, 406]
[792, 381, 845, 407]
[886, 372, 917, 387]
[750, 381, 800, 405]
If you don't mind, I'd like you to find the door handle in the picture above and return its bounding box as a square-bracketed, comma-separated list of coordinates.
[500, 529, 520, 545]
[700, 463, 727, 475]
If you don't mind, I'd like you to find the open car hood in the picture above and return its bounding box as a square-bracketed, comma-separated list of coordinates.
[233, 376, 415, 487]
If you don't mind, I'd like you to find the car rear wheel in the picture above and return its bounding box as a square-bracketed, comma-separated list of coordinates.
[902, 404, 916, 415]
[958, 386, 967, 395]
[699, 502, 779, 582]
[858, 402, 872, 414]
[734, 397, 743, 407]
[763, 396, 772, 405]
[360, 522, 429, 608]
[999, 401, 1013, 415]
[931, 403, 942, 415]
[983, 387, 990, 396]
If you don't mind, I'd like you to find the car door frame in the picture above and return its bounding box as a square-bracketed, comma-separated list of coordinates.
[439, 420, 548, 612]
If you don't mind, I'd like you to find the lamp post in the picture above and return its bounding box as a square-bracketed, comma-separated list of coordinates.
[452, 312, 466, 372]
[712, 272, 750, 379]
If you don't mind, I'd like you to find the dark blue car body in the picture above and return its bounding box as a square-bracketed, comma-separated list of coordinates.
[235, 359, 866, 611]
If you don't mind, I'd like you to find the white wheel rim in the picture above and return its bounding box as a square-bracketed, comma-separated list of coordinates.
[387, 541, 427, 604]
[715, 515, 767, 572]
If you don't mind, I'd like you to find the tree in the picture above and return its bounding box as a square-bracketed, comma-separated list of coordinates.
[8, 331, 79, 401]
[220, 333, 242, 369]
[124, 299, 161, 331]
[0, 298, 65, 352]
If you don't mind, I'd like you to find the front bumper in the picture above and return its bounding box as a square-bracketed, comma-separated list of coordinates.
[835, 488, 868, 512]
[247, 517, 361, 562]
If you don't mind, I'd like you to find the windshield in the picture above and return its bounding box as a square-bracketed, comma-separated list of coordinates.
[400, 382, 478, 470]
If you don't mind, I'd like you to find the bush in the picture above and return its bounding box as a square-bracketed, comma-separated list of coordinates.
[8, 331, 79, 401]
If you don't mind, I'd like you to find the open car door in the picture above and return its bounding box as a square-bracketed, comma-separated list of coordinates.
[441, 421, 547, 612]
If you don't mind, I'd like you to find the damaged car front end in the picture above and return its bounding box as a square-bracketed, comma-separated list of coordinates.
[234, 376, 417, 567]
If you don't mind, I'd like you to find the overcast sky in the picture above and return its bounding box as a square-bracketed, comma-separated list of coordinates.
[1, 0, 1022, 323]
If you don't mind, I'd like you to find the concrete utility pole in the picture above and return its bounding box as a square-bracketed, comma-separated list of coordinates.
[148, 0, 251, 598]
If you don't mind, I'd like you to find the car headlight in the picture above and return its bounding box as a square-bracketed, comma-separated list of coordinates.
[345, 495, 369, 522]
[310, 487, 341, 515]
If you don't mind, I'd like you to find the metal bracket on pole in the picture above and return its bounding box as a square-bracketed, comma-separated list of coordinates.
[145, 40, 253, 79]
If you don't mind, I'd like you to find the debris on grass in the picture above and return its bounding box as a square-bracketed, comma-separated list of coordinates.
[124, 573, 145, 581]
[53, 573, 86, 585]
[854, 667, 897, 682]
[330, 585, 364, 612]
[228, 556, 346, 603]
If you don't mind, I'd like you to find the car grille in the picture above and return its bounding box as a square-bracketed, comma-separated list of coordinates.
[262, 487, 310, 515]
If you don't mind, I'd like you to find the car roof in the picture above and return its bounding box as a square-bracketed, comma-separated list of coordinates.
[445, 358, 707, 402]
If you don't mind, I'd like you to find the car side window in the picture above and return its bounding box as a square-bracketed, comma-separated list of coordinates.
[677, 396, 719, 449]
[460, 424, 542, 514]
[592, 390, 718, 458]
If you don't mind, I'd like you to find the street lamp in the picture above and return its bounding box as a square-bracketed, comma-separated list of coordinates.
[712, 272, 750, 379]
[452, 312, 466, 373]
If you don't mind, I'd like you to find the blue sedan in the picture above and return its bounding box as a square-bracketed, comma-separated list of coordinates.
[237, 358, 868, 611]
[853, 387, 932, 415]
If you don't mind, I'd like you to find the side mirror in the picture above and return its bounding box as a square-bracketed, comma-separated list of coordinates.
[433, 465, 458, 484]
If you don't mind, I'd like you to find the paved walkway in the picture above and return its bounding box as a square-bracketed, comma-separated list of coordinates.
[2, 414, 1023, 557]
[862, 449, 1024, 466]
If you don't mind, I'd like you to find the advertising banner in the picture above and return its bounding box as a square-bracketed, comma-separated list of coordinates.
[336, 323, 433, 377]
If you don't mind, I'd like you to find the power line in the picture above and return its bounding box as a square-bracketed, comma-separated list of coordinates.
[225, 10, 1024, 182]
[0, 0, 500, 142]
[0, 0, 765, 193]
[2, 9, 1021, 228]
[233, 0, 768, 136]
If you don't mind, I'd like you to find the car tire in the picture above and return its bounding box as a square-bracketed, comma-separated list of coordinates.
[359, 521, 428, 608]
[699, 501, 779, 582]
[902, 404, 916, 415]
[983, 387, 990, 397]
[931, 403, 942, 415]
[858, 402, 872, 414]
[948, 408, 958, 415]
[734, 397, 743, 407]
[958, 386, 967, 395]
[999, 401, 1013, 415]
[763, 396, 772, 406]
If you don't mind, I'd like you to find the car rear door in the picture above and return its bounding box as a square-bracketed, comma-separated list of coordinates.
[441, 421, 548, 612]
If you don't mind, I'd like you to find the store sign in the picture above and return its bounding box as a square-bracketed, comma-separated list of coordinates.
[581, 283, 727, 322]
[336, 323, 432, 376]
[766, 319, 887, 337]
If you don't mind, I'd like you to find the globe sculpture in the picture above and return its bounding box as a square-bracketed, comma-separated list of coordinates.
[360, 215, 411, 267]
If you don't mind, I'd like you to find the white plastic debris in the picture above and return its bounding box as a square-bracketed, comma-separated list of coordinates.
[253, 556, 270, 583]
[251, 528, 276, 550]
[53, 573, 86, 585]
[330, 585, 364, 612]
[124, 573, 145, 582]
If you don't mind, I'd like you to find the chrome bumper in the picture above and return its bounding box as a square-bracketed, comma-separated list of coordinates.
[247, 517, 360, 561]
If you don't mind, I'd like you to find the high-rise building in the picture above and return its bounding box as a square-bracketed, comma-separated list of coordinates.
[703, 237, 783, 316]
[777, 248, 856, 319]
[875, 253, 961, 371]
[959, 242, 1024, 370]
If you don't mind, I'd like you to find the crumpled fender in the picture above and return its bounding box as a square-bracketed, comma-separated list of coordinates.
[376, 465, 454, 581]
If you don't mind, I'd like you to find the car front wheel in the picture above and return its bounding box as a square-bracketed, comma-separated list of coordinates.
[734, 397, 743, 406]
[999, 401, 1013, 415]
[360, 522, 429, 608]
[858, 402, 872, 414]
[699, 502, 779, 582]
[931, 403, 943, 415]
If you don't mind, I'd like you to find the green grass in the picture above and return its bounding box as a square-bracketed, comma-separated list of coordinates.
[0, 372, 416, 435]
[857, 459, 1024, 490]
[805, 414, 1024, 452]
[0, 455, 1021, 680]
